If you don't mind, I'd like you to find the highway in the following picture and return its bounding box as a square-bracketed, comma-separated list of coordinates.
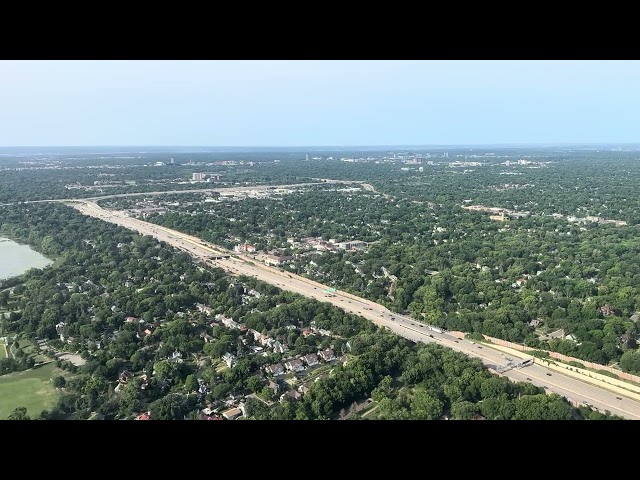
[70, 199, 640, 419]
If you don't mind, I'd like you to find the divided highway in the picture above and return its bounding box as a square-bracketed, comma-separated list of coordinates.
[69, 199, 640, 419]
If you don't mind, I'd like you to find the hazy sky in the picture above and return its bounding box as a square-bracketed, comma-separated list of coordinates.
[1, 60, 639, 146]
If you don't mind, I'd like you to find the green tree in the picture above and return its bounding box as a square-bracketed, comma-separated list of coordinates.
[184, 374, 198, 392]
[52, 375, 66, 389]
[450, 400, 478, 420]
[7, 407, 30, 420]
[409, 388, 444, 420]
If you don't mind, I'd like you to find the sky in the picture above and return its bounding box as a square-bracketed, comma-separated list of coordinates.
[1, 60, 639, 147]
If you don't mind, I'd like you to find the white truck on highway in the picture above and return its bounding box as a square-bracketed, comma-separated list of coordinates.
[430, 326, 443, 334]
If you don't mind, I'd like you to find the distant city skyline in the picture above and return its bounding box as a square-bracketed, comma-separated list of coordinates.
[1, 60, 640, 146]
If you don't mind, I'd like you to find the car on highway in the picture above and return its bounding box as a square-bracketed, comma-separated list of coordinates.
[616, 397, 622, 400]
[526, 377, 532, 381]
[546, 373, 552, 376]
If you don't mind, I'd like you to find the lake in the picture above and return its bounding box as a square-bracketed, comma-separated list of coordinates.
[0, 237, 52, 281]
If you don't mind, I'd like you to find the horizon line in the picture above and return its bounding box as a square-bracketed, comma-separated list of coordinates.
[1, 142, 639, 149]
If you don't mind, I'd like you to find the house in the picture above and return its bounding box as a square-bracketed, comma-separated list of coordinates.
[617, 334, 637, 349]
[280, 390, 302, 402]
[196, 303, 213, 315]
[234, 243, 257, 253]
[272, 341, 289, 354]
[600, 304, 617, 316]
[248, 329, 261, 341]
[302, 329, 314, 337]
[303, 353, 319, 367]
[222, 352, 237, 368]
[265, 363, 285, 376]
[198, 379, 209, 395]
[630, 312, 640, 323]
[267, 380, 279, 395]
[216, 314, 241, 330]
[297, 385, 310, 394]
[200, 332, 215, 343]
[201, 407, 214, 416]
[118, 369, 133, 384]
[284, 359, 305, 372]
[318, 348, 336, 362]
[135, 412, 151, 420]
[168, 350, 183, 363]
[264, 254, 294, 267]
[564, 333, 578, 342]
[542, 329, 566, 340]
[222, 407, 243, 420]
[528, 318, 542, 328]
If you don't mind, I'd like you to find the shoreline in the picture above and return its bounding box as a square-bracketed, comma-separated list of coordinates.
[0, 235, 54, 282]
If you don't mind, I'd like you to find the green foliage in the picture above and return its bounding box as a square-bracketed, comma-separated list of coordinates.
[524, 350, 550, 359]
[52, 375, 66, 388]
[0, 180, 625, 421]
[465, 332, 486, 342]
[7, 406, 30, 420]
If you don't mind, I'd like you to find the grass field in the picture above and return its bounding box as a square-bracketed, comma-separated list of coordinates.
[0, 340, 5, 359]
[0, 362, 62, 419]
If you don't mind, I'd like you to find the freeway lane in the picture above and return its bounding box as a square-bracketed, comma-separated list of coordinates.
[70, 200, 640, 419]
[505, 366, 640, 418]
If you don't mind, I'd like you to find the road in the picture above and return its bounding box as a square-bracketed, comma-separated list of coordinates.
[70, 199, 640, 419]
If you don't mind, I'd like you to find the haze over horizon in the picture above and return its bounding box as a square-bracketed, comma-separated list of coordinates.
[1, 60, 639, 147]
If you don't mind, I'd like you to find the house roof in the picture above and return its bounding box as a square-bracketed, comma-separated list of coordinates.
[320, 348, 335, 358]
[222, 407, 242, 419]
[286, 390, 302, 399]
[304, 353, 318, 362]
[547, 329, 565, 339]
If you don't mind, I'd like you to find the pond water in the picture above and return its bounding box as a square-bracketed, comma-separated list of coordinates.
[0, 237, 52, 281]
